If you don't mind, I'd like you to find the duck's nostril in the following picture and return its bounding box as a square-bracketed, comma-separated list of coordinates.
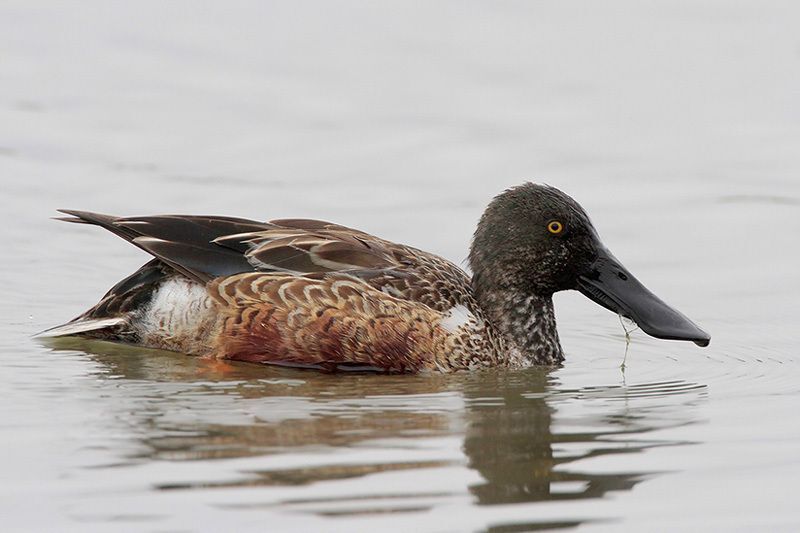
[617, 272, 628, 281]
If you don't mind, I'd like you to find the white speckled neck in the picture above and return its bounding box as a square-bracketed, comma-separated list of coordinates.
[478, 290, 564, 365]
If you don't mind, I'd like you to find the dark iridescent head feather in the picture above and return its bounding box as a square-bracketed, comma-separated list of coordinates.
[469, 183, 599, 301]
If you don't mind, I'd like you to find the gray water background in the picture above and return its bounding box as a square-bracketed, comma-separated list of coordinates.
[1, 1, 799, 531]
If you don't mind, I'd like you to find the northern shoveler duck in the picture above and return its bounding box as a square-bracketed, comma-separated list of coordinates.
[43, 184, 709, 372]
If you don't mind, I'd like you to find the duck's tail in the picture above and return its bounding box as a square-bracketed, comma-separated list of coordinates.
[42, 209, 271, 344]
[35, 258, 171, 342]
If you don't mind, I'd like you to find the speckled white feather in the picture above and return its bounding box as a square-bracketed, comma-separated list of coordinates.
[137, 278, 215, 347]
[440, 304, 474, 333]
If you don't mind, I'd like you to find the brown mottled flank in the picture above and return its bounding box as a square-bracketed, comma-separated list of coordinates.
[210, 274, 448, 372]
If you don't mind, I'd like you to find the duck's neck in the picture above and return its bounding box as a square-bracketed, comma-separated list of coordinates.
[478, 289, 564, 365]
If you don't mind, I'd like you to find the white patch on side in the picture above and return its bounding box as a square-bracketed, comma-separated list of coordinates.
[440, 304, 474, 333]
[138, 278, 214, 343]
[36, 317, 126, 338]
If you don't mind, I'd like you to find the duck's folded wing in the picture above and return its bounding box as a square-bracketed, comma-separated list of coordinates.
[57, 212, 472, 313]
[216, 220, 472, 312]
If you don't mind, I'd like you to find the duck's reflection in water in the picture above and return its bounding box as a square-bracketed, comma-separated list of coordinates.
[47, 338, 702, 521]
[460, 370, 697, 506]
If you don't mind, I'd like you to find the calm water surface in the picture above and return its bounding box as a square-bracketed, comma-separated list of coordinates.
[1, 2, 799, 531]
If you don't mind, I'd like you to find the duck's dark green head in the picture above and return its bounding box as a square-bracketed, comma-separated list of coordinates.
[470, 183, 710, 347]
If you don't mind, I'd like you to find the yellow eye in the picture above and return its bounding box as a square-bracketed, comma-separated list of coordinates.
[547, 221, 564, 234]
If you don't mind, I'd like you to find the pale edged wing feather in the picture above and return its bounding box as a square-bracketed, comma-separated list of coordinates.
[268, 218, 363, 233]
[240, 228, 399, 273]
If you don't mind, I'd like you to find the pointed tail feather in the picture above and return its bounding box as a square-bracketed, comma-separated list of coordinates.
[56, 210, 140, 242]
[35, 317, 127, 338]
